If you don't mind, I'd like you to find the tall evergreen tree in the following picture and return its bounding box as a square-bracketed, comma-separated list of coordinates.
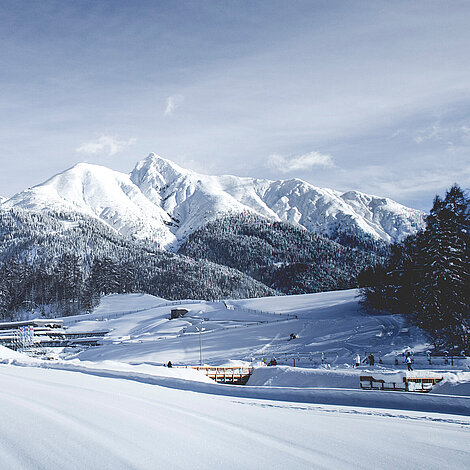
[413, 185, 469, 350]
[360, 185, 469, 352]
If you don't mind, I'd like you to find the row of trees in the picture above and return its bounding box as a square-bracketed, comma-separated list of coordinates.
[360, 185, 469, 353]
[0, 255, 137, 319]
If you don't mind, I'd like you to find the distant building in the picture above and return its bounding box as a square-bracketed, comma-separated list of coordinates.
[0, 319, 107, 350]
[0, 319, 63, 331]
[170, 308, 189, 319]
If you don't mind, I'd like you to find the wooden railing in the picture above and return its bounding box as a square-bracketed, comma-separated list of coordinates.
[360, 375, 443, 393]
[404, 377, 443, 392]
[360, 376, 406, 391]
[186, 366, 254, 385]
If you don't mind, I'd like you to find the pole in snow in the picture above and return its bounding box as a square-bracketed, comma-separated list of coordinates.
[196, 322, 205, 366]
[199, 329, 202, 366]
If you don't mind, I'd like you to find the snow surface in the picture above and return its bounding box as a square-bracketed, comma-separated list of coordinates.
[59, 291, 470, 398]
[62, 291, 430, 369]
[31, 291, 458, 399]
[433, 373, 470, 396]
[57, 291, 465, 371]
[0, 363, 468, 469]
[0, 290, 469, 468]
[3, 153, 424, 248]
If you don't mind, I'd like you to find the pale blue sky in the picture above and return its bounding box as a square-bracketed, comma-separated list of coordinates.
[1, 0, 469, 210]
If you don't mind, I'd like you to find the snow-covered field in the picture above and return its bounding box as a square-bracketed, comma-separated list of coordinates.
[0, 289, 469, 469]
[1, 364, 468, 470]
[62, 290, 465, 371]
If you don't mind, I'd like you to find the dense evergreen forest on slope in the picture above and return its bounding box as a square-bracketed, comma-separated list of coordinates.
[178, 212, 388, 294]
[0, 208, 395, 321]
[0, 209, 275, 319]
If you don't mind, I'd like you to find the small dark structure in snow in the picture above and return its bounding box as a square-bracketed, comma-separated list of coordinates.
[170, 308, 189, 319]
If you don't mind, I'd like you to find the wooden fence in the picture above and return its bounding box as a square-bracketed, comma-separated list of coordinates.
[360, 375, 443, 392]
[181, 366, 254, 385]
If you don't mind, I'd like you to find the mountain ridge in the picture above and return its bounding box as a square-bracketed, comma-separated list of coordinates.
[2, 153, 424, 248]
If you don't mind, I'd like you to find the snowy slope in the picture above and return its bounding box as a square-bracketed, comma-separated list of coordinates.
[3, 162, 176, 246]
[0, 291, 468, 468]
[61, 291, 470, 396]
[3, 153, 423, 248]
[64, 290, 430, 370]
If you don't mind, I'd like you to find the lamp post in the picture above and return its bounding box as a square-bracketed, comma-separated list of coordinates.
[195, 322, 205, 366]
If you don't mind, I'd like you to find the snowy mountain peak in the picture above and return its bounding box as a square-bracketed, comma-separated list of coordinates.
[129, 153, 191, 207]
[132, 153, 188, 185]
[3, 160, 177, 247]
[2, 152, 425, 248]
[130, 154, 424, 243]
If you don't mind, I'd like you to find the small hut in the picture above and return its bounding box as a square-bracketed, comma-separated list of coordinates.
[170, 308, 189, 319]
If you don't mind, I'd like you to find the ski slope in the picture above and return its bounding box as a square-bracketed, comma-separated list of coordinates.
[59, 290, 469, 388]
[0, 290, 469, 469]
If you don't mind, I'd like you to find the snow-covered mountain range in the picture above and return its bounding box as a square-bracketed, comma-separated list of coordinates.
[2, 153, 424, 249]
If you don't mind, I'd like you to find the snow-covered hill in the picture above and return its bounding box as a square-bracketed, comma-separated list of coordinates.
[2, 153, 424, 248]
[1, 363, 468, 470]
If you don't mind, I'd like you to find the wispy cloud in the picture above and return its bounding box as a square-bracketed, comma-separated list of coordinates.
[76, 135, 136, 156]
[411, 121, 446, 144]
[393, 119, 470, 149]
[164, 94, 184, 116]
[267, 151, 334, 173]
